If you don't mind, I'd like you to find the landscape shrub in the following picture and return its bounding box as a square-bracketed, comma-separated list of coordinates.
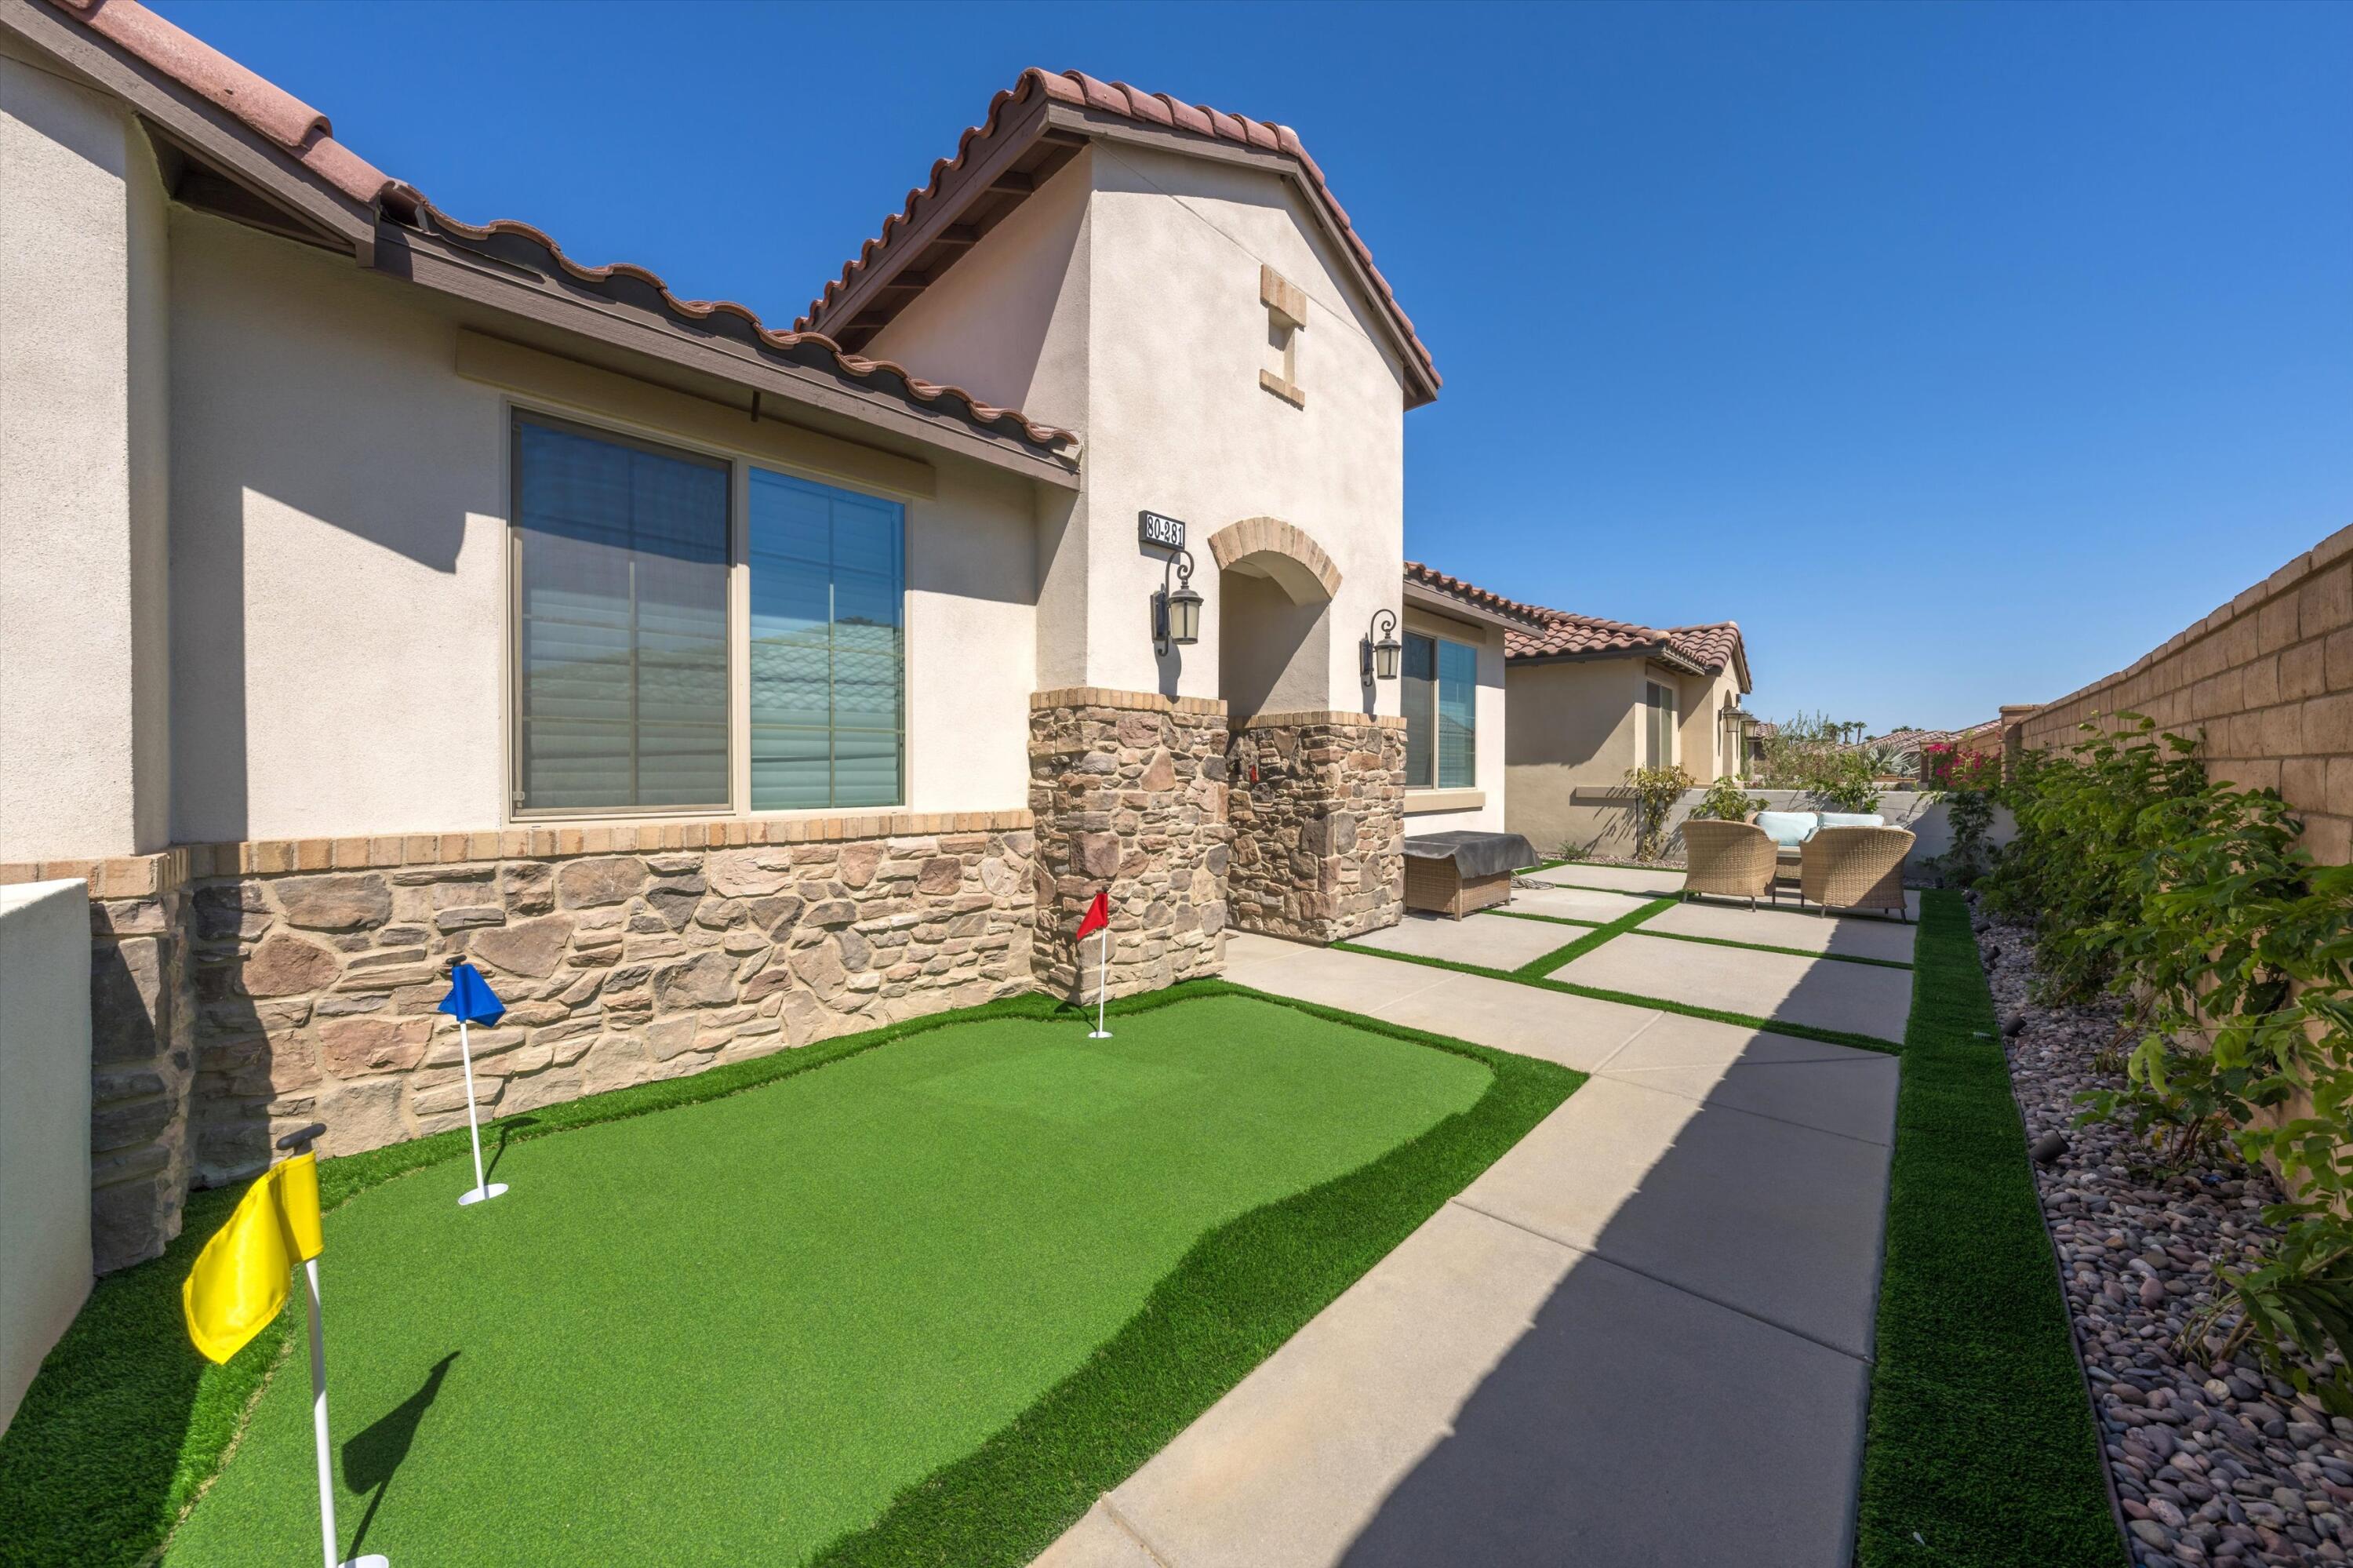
[1621, 764, 1693, 860]
[1995, 713, 2353, 1410]
[1689, 773, 1766, 823]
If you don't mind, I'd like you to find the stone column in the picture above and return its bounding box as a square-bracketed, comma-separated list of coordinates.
[1028, 689, 1230, 998]
[1227, 711, 1406, 944]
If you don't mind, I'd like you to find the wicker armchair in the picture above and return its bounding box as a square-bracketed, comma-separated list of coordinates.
[1798, 826, 1915, 920]
[1679, 820, 1778, 908]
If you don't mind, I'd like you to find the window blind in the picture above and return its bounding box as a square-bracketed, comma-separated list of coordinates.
[514, 417, 729, 813]
[748, 468, 906, 810]
[1402, 632, 1477, 790]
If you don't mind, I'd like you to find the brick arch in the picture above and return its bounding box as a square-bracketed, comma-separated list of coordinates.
[1205, 517, 1342, 606]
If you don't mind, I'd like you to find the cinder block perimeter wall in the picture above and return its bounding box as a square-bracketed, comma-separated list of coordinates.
[2013, 522, 2353, 863]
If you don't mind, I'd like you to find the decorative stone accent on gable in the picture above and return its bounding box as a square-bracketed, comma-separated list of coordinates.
[8, 812, 1035, 1271]
[1227, 711, 1407, 944]
[1027, 688, 1230, 999]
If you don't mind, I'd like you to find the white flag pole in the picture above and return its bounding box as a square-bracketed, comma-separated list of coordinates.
[1088, 920, 1112, 1039]
[304, 1257, 389, 1568]
[455, 1017, 506, 1207]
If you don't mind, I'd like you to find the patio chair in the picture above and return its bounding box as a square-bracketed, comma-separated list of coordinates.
[1679, 820, 1779, 908]
[1798, 825, 1915, 920]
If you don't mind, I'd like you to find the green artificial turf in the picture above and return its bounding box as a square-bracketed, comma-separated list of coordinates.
[1854, 891, 2123, 1567]
[4, 983, 1577, 1568]
[1507, 895, 1678, 976]
[1333, 934, 1901, 1053]
[1485, 906, 1915, 970]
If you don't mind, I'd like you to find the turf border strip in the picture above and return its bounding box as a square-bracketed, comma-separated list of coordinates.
[1853, 890, 2124, 1566]
[1482, 907, 1915, 970]
[0, 980, 1580, 1568]
[1333, 936, 1901, 1053]
[1509, 895, 1678, 976]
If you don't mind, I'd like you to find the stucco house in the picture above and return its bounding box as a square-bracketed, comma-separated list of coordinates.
[1401, 567, 1758, 860]
[0, 0, 1459, 1268]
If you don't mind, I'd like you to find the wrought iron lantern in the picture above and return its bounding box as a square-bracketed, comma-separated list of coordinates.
[1363, 608, 1402, 682]
[1153, 547, 1202, 654]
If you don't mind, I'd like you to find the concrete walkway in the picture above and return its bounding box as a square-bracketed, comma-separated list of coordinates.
[1034, 930, 1903, 1568]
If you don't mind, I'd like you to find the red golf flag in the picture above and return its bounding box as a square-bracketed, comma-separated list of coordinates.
[1075, 890, 1111, 940]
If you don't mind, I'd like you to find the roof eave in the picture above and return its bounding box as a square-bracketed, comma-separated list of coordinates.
[1402, 577, 1537, 631]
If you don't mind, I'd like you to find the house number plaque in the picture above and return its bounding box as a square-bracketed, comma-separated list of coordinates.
[1138, 511, 1187, 550]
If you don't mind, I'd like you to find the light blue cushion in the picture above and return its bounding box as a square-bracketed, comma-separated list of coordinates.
[1755, 811, 1819, 847]
[1819, 813, 1886, 829]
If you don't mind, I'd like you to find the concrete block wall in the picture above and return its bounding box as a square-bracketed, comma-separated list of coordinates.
[2009, 522, 2353, 862]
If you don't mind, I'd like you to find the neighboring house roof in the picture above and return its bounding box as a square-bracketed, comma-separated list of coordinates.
[32, 0, 1080, 464]
[1402, 562, 1555, 628]
[797, 68, 1442, 409]
[1401, 562, 1751, 694]
[1875, 722, 1999, 753]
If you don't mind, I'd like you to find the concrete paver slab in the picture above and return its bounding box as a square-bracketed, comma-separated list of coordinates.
[1594, 1008, 1883, 1071]
[1553, 934, 1915, 1043]
[1524, 863, 1683, 897]
[1104, 1203, 1580, 1568]
[1607, 1053, 1902, 1144]
[1493, 885, 1642, 922]
[1030, 1502, 1166, 1568]
[1455, 1077, 1892, 1356]
[1329, 1238, 1872, 1568]
[1347, 911, 1576, 970]
[1642, 897, 1917, 962]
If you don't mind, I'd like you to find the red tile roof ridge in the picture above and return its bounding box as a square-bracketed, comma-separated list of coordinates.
[797, 67, 1438, 398]
[417, 206, 1078, 452]
[38, 1, 1076, 459]
[45, 0, 408, 209]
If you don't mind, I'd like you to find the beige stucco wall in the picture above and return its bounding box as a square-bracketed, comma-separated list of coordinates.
[0, 52, 170, 860]
[166, 212, 1038, 845]
[0, 878, 93, 1436]
[1675, 665, 1745, 782]
[1505, 658, 1647, 856]
[1084, 143, 1405, 714]
[1401, 606, 1507, 833]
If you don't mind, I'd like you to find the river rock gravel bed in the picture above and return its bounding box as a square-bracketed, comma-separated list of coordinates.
[1980, 898, 2353, 1566]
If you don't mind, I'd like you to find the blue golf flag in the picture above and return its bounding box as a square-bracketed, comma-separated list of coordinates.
[438, 962, 507, 1028]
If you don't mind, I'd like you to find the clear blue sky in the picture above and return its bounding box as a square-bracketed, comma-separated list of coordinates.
[152, 0, 2351, 733]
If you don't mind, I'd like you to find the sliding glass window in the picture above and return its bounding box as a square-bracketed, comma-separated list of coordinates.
[1402, 631, 1478, 790]
[748, 468, 906, 809]
[512, 415, 729, 813]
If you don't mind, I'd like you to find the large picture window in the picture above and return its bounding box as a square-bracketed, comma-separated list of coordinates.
[1402, 631, 1477, 790]
[749, 468, 906, 809]
[509, 412, 907, 817]
[513, 416, 730, 814]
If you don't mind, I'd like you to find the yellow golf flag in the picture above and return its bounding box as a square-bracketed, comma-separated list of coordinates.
[181, 1151, 325, 1365]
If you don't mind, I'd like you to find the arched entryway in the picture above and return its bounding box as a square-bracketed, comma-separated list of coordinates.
[1206, 516, 1341, 724]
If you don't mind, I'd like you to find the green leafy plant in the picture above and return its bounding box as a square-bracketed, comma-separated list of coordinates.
[1689, 774, 1766, 823]
[1928, 788, 1999, 887]
[1997, 711, 2353, 1405]
[1622, 763, 1693, 861]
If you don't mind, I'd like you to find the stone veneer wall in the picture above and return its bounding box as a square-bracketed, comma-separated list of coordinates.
[1027, 688, 1230, 999]
[3, 811, 1035, 1271]
[1226, 711, 1406, 943]
[2007, 522, 2353, 864]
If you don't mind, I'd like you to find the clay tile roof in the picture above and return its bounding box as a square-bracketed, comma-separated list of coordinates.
[40, 0, 1077, 460]
[797, 67, 1440, 403]
[1664, 621, 1744, 675]
[49, 0, 411, 209]
[1402, 562, 1554, 626]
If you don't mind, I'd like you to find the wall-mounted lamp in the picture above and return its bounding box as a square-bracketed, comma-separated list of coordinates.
[1362, 607, 1402, 682]
[1153, 547, 1202, 655]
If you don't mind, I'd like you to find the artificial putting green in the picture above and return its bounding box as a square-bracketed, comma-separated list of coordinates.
[155, 992, 1515, 1566]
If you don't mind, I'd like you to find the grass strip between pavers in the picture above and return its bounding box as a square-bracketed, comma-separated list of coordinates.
[1854, 890, 2123, 1566]
[0, 980, 1579, 1568]
[1333, 932, 1900, 1053]
[1508, 895, 1678, 977]
[1483, 906, 1914, 969]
